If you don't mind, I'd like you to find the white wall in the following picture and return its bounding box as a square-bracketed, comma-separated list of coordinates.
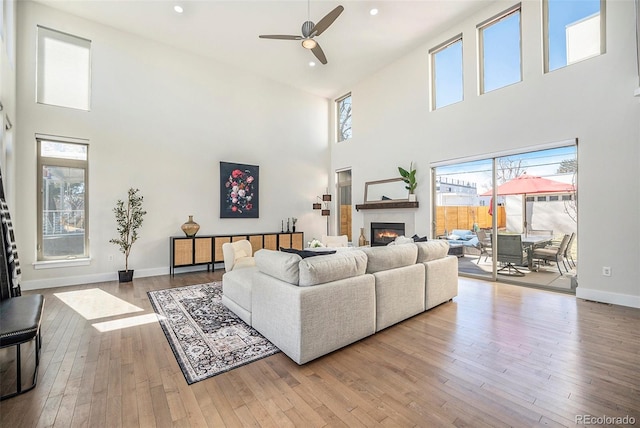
[16, 1, 331, 289]
[0, 0, 17, 208]
[332, 0, 640, 308]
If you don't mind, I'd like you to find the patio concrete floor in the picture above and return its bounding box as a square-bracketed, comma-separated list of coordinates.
[458, 254, 576, 292]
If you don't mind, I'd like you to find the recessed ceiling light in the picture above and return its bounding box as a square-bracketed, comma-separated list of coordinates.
[309, 61, 316, 67]
[370, 8, 379, 16]
[174, 5, 184, 14]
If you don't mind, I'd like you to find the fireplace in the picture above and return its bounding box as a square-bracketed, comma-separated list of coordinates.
[371, 222, 405, 246]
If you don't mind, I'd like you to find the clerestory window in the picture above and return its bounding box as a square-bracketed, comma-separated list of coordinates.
[336, 93, 352, 142]
[478, 4, 522, 94]
[543, 0, 605, 73]
[430, 34, 463, 110]
[37, 26, 92, 111]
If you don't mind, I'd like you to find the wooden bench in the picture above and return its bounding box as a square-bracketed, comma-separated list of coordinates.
[0, 294, 45, 400]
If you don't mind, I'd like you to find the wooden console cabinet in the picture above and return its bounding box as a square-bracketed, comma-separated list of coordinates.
[170, 231, 303, 275]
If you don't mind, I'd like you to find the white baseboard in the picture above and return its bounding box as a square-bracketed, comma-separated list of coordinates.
[576, 287, 640, 308]
[20, 265, 213, 291]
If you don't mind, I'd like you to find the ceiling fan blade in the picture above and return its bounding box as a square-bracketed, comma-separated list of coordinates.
[311, 5, 344, 37]
[259, 35, 302, 40]
[311, 43, 327, 65]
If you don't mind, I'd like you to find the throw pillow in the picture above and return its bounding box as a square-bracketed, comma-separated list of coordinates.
[279, 247, 337, 259]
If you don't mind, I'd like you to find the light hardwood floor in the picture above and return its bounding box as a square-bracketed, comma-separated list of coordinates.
[1, 271, 639, 427]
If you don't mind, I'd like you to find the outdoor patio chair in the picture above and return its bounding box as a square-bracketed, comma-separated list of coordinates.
[496, 234, 528, 276]
[564, 232, 576, 268]
[475, 229, 492, 264]
[531, 234, 570, 275]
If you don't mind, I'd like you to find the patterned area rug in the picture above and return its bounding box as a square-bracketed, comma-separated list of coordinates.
[147, 282, 279, 384]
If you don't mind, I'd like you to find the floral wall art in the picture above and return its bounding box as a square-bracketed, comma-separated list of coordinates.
[219, 162, 259, 218]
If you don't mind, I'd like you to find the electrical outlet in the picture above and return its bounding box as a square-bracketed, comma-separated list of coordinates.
[602, 266, 611, 277]
[108, 255, 114, 262]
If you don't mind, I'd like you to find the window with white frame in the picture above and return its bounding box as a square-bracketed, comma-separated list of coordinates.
[430, 34, 463, 110]
[37, 26, 91, 111]
[37, 136, 89, 261]
[336, 93, 352, 142]
[544, 0, 605, 73]
[478, 4, 522, 94]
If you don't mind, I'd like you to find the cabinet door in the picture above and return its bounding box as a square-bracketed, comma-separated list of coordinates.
[232, 235, 247, 242]
[263, 234, 277, 250]
[214, 237, 231, 262]
[278, 233, 292, 249]
[291, 233, 303, 250]
[174, 239, 193, 266]
[249, 235, 263, 255]
[194, 237, 213, 263]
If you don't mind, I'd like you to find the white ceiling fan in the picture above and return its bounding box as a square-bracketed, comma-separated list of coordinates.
[259, 2, 344, 65]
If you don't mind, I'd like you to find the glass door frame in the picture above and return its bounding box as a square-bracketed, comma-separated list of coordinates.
[431, 139, 577, 285]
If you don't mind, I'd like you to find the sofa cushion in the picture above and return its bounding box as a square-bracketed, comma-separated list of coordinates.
[255, 249, 301, 285]
[222, 266, 258, 315]
[233, 257, 256, 270]
[279, 247, 337, 258]
[361, 243, 417, 273]
[298, 250, 367, 287]
[415, 240, 450, 262]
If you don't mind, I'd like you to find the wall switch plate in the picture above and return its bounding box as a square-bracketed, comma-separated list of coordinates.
[602, 266, 611, 276]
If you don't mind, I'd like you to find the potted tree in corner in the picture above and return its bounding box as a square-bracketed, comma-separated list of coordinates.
[398, 162, 417, 201]
[110, 188, 147, 283]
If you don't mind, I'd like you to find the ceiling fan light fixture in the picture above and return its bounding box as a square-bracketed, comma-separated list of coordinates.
[302, 38, 317, 50]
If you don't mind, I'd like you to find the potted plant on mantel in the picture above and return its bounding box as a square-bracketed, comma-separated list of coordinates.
[398, 162, 417, 201]
[110, 188, 147, 283]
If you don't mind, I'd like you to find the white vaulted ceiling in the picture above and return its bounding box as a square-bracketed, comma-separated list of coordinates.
[36, 0, 494, 98]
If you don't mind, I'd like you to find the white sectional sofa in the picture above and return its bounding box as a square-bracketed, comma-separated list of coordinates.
[221, 240, 457, 364]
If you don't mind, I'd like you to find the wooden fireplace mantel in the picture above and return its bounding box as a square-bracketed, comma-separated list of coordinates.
[355, 201, 419, 211]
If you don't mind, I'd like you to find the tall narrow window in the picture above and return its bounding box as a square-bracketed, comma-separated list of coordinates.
[37, 137, 89, 261]
[430, 35, 463, 110]
[336, 169, 352, 241]
[37, 26, 91, 110]
[336, 93, 352, 142]
[478, 4, 522, 94]
[544, 0, 605, 72]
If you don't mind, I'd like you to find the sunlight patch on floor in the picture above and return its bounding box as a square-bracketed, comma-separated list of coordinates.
[54, 288, 144, 320]
[92, 312, 165, 332]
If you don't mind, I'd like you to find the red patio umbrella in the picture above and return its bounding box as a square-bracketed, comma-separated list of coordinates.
[481, 174, 575, 197]
[481, 174, 575, 233]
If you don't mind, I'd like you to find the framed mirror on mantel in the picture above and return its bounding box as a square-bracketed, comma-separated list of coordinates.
[356, 178, 419, 211]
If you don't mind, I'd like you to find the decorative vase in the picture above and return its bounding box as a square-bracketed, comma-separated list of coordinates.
[292, 225, 296, 233]
[181, 215, 200, 237]
[358, 228, 366, 247]
[118, 270, 134, 283]
[408, 194, 417, 202]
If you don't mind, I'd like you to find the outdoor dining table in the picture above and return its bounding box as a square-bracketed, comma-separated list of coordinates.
[522, 235, 554, 268]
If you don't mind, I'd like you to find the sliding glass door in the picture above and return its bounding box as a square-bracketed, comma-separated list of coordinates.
[433, 158, 495, 281]
[432, 143, 578, 292]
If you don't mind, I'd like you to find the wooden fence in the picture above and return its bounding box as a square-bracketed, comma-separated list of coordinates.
[435, 205, 505, 236]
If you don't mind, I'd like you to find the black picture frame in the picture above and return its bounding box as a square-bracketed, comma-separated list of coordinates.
[220, 162, 259, 218]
